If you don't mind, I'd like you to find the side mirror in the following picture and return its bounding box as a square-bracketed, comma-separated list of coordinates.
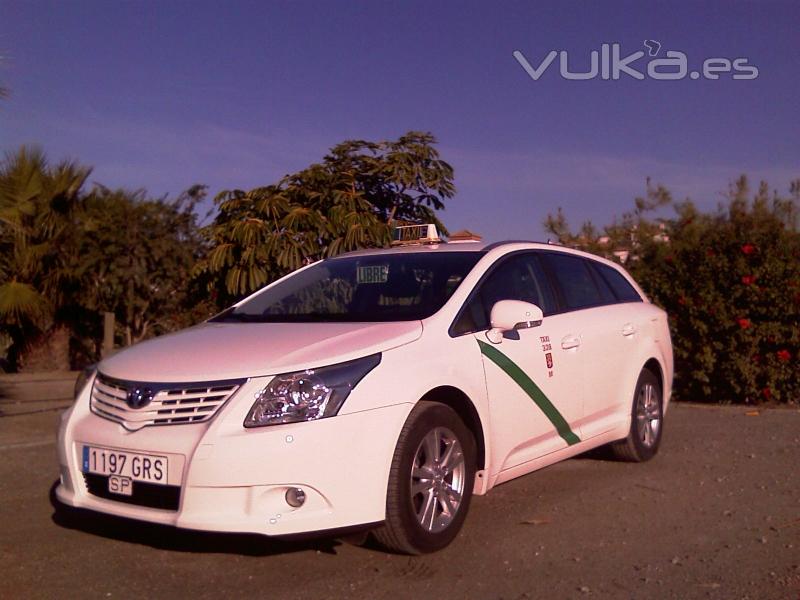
[486, 300, 544, 344]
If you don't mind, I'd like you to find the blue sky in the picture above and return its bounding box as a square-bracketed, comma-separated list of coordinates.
[1, 0, 798, 240]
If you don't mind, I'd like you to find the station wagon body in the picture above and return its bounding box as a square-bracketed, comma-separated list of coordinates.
[56, 236, 673, 553]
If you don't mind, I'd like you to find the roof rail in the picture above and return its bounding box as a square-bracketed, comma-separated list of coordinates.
[482, 239, 549, 252]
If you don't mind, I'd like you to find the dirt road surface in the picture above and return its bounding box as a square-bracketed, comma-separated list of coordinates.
[1, 403, 798, 599]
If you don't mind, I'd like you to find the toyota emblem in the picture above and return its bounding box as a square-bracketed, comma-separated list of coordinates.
[126, 387, 154, 409]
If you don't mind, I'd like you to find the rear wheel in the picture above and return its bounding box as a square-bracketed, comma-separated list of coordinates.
[372, 401, 476, 554]
[610, 368, 663, 462]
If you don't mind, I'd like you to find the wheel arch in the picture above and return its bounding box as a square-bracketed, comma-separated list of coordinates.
[641, 355, 672, 413]
[419, 386, 486, 470]
[643, 357, 663, 390]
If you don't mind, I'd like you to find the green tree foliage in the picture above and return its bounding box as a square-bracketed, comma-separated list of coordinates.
[0, 146, 212, 370]
[0, 146, 91, 368]
[545, 176, 800, 404]
[70, 185, 212, 359]
[195, 131, 455, 301]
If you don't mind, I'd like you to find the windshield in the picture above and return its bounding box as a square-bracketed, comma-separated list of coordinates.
[213, 251, 485, 323]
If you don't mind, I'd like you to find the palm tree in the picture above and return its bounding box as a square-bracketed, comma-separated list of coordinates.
[0, 146, 91, 369]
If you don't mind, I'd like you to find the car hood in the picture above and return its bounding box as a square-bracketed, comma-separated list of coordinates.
[98, 321, 423, 383]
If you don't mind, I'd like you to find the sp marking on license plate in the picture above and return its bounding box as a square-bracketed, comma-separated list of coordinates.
[108, 474, 133, 496]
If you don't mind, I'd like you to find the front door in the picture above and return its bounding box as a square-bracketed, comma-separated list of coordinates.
[457, 253, 584, 476]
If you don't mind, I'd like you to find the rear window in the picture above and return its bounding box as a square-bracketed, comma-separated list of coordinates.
[595, 263, 642, 303]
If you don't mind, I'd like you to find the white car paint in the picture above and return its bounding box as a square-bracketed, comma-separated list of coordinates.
[56, 240, 673, 538]
[99, 320, 423, 382]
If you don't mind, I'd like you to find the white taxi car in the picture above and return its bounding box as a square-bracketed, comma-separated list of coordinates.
[56, 227, 672, 554]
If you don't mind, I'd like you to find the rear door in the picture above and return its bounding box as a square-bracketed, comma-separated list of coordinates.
[452, 252, 584, 475]
[581, 260, 650, 436]
[540, 252, 640, 440]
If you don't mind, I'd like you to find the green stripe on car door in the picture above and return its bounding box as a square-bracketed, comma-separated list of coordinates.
[477, 339, 581, 446]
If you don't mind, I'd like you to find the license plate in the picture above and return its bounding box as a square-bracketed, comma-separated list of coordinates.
[82, 445, 168, 485]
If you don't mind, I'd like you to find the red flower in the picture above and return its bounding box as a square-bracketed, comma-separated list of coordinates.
[761, 387, 771, 400]
[741, 275, 756, 286]
[677, 296, 687, 306]
[752, 354, 761, 364]
[665, 255, 674, 264]
[736, 318, 751, 329]
[741, 243, 756, 255]
[705, 248, 715, 257]
[777, 350, 792, 362]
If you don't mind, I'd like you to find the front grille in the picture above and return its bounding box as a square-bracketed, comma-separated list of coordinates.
[91, 373, 245, 431]
[83, 473, 181, 511]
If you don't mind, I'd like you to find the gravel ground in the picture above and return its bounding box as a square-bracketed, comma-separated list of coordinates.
[0, 403, 798, 599]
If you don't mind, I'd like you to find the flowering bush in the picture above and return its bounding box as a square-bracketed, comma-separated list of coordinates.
[547, 176, 800, 404]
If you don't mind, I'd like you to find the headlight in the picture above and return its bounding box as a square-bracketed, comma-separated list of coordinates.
[244, 354, 381, 427]
[74, 364, 96, 401]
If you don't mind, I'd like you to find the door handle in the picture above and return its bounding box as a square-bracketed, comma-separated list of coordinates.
[561, 334, 581, 350]
[621, 323, 637, 337]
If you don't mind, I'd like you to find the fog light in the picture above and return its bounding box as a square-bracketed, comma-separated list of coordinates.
[285, 487, 306, 508]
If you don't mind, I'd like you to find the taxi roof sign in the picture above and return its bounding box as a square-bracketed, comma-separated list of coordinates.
[391, 224, 442, 246]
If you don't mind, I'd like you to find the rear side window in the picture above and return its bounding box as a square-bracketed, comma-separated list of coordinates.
[542, 253, 603, 311]
[589, 263, 617, 305]
[451, 253, 556, 335]
[595, 263, 642, 303]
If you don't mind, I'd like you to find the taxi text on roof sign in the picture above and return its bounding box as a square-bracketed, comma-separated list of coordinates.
[391, 223, 442, 246]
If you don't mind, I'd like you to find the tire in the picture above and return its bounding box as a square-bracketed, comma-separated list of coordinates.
[372, 401, 476, 554]
[610, 368, 663, 462]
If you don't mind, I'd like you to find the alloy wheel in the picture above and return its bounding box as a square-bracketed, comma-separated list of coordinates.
[410, 427, 466, 533]
[635, 382, 661, 448]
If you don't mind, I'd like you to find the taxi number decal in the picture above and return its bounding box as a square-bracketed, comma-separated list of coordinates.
[540, 335, 554, 377]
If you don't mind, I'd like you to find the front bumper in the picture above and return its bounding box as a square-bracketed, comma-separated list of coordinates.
[56, 378, 412, 536]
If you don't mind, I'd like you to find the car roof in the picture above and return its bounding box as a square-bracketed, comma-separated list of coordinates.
[334, 240, 638, 281]
[336, 240, 556, 257]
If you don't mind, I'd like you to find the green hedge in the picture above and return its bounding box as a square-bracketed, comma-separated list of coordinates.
[549, 177, 799, 404]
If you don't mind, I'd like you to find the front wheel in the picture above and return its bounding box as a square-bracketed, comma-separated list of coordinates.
[372, 401, 476, 554]
[610, 368, 663, 462]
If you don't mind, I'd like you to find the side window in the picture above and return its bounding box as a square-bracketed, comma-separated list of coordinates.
[595, 263, 643, 303]
[525, 254, 557, 315]
[450, 294, 487, 336]
[542, 253, 604, 311]
[478, 255, 541, 313]
[451, 253, 555, 335]
[587, 262, 617, 305]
